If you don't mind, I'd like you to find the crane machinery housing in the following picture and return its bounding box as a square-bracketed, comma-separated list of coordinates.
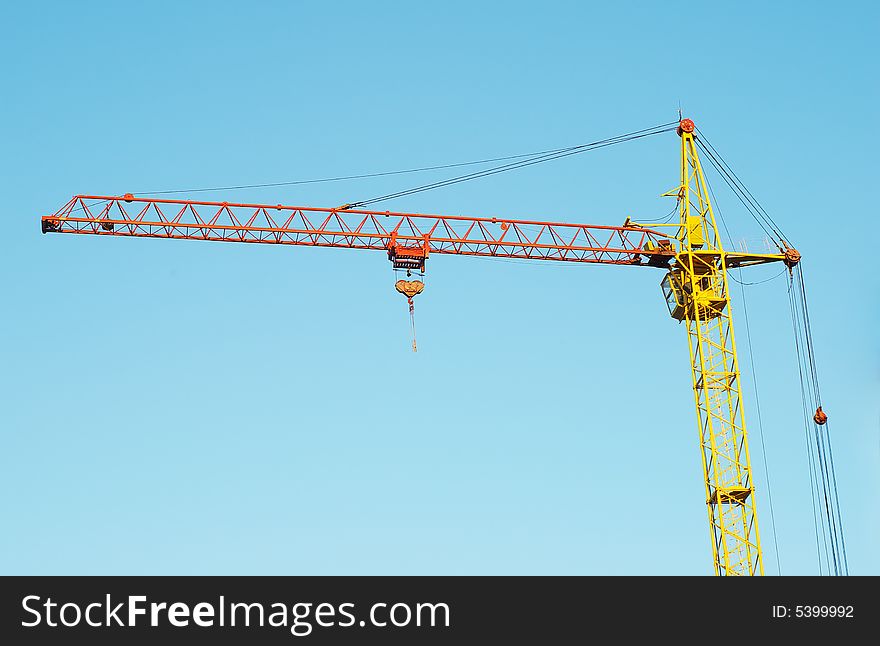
[39, 118, 844, 576]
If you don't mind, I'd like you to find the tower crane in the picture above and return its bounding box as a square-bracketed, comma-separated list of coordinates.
[39, 119, 813, 576]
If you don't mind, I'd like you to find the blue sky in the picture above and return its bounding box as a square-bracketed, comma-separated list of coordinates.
[1, 1, 876, 575]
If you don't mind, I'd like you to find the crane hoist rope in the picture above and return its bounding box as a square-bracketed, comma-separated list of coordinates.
[788, 263, 848, 576]
[38, 118, 845, 576]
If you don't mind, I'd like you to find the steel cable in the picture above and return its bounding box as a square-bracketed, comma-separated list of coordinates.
[342, 122, 678, 209]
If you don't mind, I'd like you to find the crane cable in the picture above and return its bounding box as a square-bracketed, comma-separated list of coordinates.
[728, 267, 787, 286]
[694, 128, 792, 250]
[132, 148, 618, 196]
[408, 297, 418, 353]
[64, 121, 677, 216]
[341, 122, 678, 209]
[126, 122, 677, 199]
[788, 264, 848, 575]
[789, 276, 830, 574]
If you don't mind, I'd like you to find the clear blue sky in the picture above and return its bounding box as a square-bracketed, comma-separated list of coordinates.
[1, 1, 876, 575]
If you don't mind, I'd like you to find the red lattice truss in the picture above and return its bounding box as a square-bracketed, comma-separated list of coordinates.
[41, 195, 674, 267]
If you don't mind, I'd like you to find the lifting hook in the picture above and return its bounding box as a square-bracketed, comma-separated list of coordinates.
[395, 279, 424, 352]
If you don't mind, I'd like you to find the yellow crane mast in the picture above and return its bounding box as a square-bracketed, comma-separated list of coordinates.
[661, 120, 769, 574]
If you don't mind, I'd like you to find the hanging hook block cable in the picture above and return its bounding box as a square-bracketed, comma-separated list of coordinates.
[788, 263, 848, 575]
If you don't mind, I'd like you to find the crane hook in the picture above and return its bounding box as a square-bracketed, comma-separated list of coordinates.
[395, 279, 424, 352]
[813, 406, 828, 426]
